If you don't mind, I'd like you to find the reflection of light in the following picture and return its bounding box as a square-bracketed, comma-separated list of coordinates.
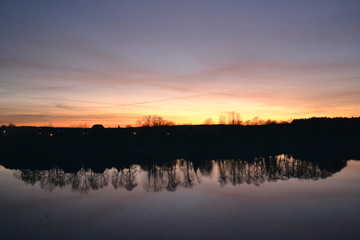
[49, 134, 53, 137]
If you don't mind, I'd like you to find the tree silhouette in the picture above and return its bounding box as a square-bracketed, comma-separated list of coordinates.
[137, 115, 175, 127]
[227, 112, 242, 125]
[204, 118, 214, 125]
[219, 114, 226, 125]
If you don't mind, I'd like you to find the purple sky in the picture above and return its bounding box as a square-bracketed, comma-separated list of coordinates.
[1, 0, 359, 126]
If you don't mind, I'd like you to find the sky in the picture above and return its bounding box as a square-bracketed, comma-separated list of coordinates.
[1, 0, 360, 127]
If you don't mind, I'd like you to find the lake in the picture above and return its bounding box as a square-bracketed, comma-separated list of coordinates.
[1, 154, 359, 240]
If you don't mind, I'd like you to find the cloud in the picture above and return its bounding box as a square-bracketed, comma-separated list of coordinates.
[115, 94, 206, 107]
[55, 104, 76, 111]
[0, 58, 152, 84]
[148, 83, 194, 93]
[26, 86, 73, 92]
[0, 111, 148, 127]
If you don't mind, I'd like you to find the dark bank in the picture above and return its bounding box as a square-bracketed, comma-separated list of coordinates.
[1, 117, 360, 240]
[1, 117, 359, 172]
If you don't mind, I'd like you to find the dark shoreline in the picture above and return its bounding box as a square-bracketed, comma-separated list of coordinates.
[1, 117, 359, 171]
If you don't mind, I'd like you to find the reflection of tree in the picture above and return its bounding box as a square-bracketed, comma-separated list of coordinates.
[13, 155, 336, 193]
[199, 161, 213, 177]
[111, 169, 124, 189]
[217, 159, 266, 186]
[143, 164, 166, 192]
[111, 166, 139, 191]
[181, 160, 196, 188]
[214, 154, 333, 186]
[142, 159, 199, 192]
[166, 165, 180, 192]
[67, 172, 82, 193]
[14, 168, 110, 194]
[218, 160, 228, 186]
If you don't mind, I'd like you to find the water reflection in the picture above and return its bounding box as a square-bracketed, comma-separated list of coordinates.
[143, 160, 199, 192]
[11, 154, 341, 194]
[14, 168, 111, 194]
[111, 165, 138, 191]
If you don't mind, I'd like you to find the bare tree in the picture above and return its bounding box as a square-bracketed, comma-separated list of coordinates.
[137, 115, 152, 127]
[242, 117, 281, 125]
[219, 115, 226, 125]
[228, 112, 242, 125]
[151, 115, 165, 126]
[137, 115, 175, 127]
[204, 118, 214, 125]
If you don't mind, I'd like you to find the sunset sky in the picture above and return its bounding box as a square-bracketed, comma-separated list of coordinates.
[1, 0, 359, 127]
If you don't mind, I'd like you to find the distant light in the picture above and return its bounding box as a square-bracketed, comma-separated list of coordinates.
[167, 132, 170, 135]
[133, 132, 136, 135]
[3, 130, 5, 133]
[50, 134, 53, 137]
[39, 132, 42, 135]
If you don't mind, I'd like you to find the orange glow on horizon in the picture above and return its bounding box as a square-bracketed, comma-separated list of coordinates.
[3, 111, 358, 128]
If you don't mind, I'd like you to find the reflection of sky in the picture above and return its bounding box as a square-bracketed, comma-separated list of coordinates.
[1, 161, 360, 239]
[1, 0, 360, 126]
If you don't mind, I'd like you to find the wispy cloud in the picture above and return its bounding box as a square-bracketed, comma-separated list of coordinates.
[55, 104, 77, 111]
[115, 94, 206, 107]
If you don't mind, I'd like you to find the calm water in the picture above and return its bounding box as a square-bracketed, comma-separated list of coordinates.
[1, 155, 359, 240]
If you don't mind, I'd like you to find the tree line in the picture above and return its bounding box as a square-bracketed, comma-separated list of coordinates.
[135, 112, 288, 127]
